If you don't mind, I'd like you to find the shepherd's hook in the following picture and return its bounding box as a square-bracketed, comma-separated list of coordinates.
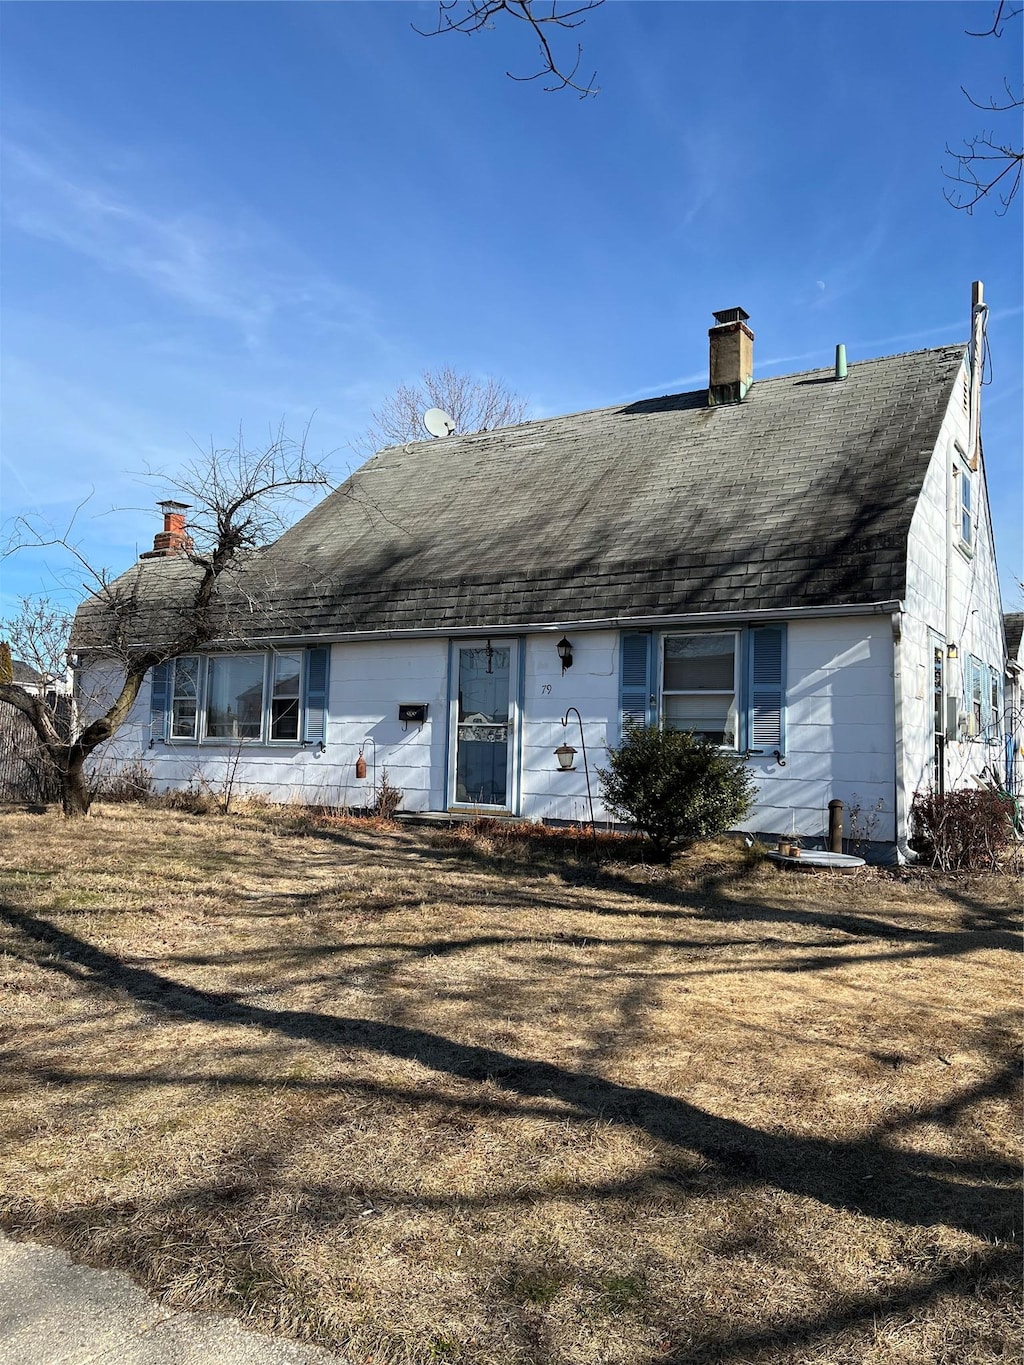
[561, 707, 599, 861]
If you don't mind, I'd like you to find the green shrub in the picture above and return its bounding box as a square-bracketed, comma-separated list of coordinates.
[910, 786, 1017, 871]
[597, 722, 755, 859]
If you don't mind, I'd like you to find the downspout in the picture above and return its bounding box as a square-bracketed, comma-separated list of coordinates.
[892, 609, 913, 863]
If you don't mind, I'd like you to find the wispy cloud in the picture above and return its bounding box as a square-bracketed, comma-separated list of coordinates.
[855, 305, 1023, 355]
[615, 370, 708, 403]
[2, 136, 385, 350]
[3, 141, 277, 336]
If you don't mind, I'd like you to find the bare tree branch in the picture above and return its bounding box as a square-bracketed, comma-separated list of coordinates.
[1, 426, 332, 817]
[414, 0, 604, 98]
[945, 2, 1022, 214]
[965, 0, 1021, 38]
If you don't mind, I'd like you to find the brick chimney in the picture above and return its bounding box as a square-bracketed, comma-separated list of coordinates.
[140, 500, 193, 559]
[708, 307, 754, 406]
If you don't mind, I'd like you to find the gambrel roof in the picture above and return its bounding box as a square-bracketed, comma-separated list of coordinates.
[76, 344, 966, 649]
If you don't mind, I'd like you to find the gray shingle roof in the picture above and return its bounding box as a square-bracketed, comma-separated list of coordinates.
[76, 344, 966, 649]
[11, 660, 42, 686]
[1006, 613, 1024, 662]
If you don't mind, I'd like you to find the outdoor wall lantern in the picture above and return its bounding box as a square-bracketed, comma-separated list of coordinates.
[947, 642, 959, 660]
[554, 742, 577, 771]
[556, 636, 574, 673]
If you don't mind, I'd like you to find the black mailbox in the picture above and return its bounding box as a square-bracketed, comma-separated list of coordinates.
[399, 703, 428, 724]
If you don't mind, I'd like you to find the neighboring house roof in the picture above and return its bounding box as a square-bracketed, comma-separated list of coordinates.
[1005, 613, 1024, 662]
[12, 660, 42, 686]
[75, 344, 966, 649]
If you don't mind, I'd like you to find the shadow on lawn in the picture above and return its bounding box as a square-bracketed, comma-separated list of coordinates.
[2, 880, 1020, 1363]
[2, 900, 1018, 1244]
[138, 853, 1022, 998]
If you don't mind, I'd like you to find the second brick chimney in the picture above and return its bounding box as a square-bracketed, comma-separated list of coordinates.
[140, 500, 193, 559]
[708, 307, 754, 406]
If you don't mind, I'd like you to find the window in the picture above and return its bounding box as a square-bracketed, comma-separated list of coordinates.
[620, 626, 786, 754]
[150, 648, 329, 745]
[662, 633, 739, 746]
[170, 656, 200, 739]
[270, 652, 302, 740]
[960, 468, 973, 548]
[969, 656, 984, 735]
[207, 655, 265, 739]
[621, 626, 785, 753]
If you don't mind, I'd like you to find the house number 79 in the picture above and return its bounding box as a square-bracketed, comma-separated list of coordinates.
[541, 684, 552, 694]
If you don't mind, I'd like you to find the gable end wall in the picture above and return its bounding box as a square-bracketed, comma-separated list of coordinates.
[901, 354, 1006, 827]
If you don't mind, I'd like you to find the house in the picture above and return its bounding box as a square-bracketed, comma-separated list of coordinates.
[75, 290, 1011, 859]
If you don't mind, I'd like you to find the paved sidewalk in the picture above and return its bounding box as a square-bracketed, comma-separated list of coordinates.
[0, 1235, 344, 1365]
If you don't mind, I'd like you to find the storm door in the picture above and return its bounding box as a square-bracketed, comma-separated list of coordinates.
[450, 641, 517, 809]
[929, 632, 945, 795]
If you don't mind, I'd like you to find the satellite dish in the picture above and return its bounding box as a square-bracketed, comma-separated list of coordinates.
[423, 408, 457, 438]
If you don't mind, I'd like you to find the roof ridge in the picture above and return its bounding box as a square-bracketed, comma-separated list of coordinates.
[377, 342, 967, 453]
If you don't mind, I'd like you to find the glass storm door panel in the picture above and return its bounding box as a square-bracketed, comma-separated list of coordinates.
[455, 644, 511, 806]
[931, 640, 945, 795]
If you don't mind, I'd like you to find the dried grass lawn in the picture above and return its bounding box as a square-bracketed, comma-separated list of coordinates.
[0, 804, 1019, 1364]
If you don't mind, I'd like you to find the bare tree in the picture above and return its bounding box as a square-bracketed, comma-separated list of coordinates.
[358, 366, 528, 455]
[0, 604, 75, 803]
[415, 0, 605, 97]
[0, 426, 330, 819]
[944, 1, 1022, 214]
[1, 599, 73, 695]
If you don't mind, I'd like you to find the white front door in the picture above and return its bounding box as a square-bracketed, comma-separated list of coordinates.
[449, 640, 518, 810]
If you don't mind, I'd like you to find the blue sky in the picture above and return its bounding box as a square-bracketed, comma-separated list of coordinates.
[2, 1, 1021, 612]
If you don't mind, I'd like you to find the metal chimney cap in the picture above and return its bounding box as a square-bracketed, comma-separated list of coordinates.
[157, 500, 191, 511]
[712, 307, 750, 325]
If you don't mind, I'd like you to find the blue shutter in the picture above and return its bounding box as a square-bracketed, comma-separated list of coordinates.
[303, 647, 330, 744]
[619, 632, 653, 736]
[149, 661, 171, 742]
[746, 626, 786, 754]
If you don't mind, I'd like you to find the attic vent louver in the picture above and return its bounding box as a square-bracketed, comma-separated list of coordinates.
[708, 307, 754, 407]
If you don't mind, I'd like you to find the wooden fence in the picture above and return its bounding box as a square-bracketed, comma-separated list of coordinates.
[0, 694, 73, 803]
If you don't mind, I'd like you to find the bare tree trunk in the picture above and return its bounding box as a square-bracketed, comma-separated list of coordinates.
[62, 752, 92, 817]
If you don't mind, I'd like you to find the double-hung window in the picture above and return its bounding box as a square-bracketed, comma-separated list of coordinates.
[619, 625, 785, 755]
[960, 471, 973, 548]
[170, 655, 201, 739]
[965, 655, 997, 738]
[662, 633, 739, 747]
[954, 445, 974, 552]
[270, 652, 302, 740]
[151, 648, 328, 745]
